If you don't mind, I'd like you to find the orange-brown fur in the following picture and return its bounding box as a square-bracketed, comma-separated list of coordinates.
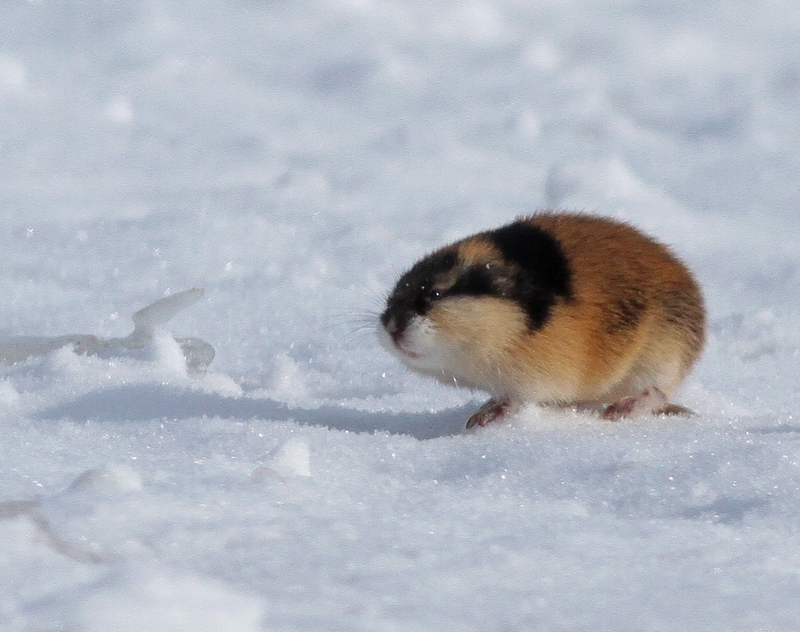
[425, 213, 705, 408]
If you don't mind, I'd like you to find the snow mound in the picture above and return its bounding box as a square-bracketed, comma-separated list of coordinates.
[35, 561, 264, 632]
[66, 465, 143, 495]
[253, 437, 312, 479]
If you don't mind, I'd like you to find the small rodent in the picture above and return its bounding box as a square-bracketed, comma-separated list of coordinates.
[378, 212, 705, 428]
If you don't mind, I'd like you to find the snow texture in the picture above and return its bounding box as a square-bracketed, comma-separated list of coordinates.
[1, 1, 799, 630]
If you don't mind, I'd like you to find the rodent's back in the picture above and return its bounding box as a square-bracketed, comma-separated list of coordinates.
[521, 213, 705, 401]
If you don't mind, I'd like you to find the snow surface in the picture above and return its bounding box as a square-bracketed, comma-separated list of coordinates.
[1, 0, 800, 630]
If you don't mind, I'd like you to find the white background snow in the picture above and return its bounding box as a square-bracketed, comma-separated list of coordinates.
[1, 0, 799, 629]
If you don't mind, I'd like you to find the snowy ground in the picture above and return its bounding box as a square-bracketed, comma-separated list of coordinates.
[1, 0, 799, 630]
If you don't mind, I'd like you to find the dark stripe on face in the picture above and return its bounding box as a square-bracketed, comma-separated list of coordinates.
[446, 266, 495, 298]
[489, 222, 573, 329]
[380, 249, 458, 329]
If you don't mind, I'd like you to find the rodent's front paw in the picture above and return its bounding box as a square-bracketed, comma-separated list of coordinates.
[466, 399, 510, 429]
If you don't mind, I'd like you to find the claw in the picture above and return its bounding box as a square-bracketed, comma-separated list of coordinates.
[602, 388, 693, 421]
[466, 399, 510, 429]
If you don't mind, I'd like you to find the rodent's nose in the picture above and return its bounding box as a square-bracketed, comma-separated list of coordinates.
[382, 313, 408, 348]
[383, 314, 399, 336]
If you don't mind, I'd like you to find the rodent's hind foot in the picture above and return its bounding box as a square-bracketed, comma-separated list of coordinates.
[602, 388, 693, 421]
[466, 399, 511, 429]
[656, 403, 694, 417]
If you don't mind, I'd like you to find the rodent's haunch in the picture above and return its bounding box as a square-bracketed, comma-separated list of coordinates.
[378, 212, 705, 428]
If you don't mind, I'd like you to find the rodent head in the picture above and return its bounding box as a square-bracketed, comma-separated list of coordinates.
[378, 221, 573, 392]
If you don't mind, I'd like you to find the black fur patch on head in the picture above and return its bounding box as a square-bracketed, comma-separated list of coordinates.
[446, 265, 495, 298]
[381, 249, 458, 329]
[489, 221, 573, 329]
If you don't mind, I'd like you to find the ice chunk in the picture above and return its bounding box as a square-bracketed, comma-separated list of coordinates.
[0, 288, 215, 376]
[130, 287, 204, 340]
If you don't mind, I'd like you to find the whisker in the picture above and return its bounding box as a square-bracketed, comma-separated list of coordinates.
[313, 306, 383, 343]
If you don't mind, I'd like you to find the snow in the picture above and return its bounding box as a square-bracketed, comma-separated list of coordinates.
[1, 0, 799, 629]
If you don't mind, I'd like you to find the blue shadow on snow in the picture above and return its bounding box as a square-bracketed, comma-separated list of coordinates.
[35, 384, 473, 440]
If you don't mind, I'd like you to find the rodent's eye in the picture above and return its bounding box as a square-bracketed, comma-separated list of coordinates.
[412, 286, 442, 313]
